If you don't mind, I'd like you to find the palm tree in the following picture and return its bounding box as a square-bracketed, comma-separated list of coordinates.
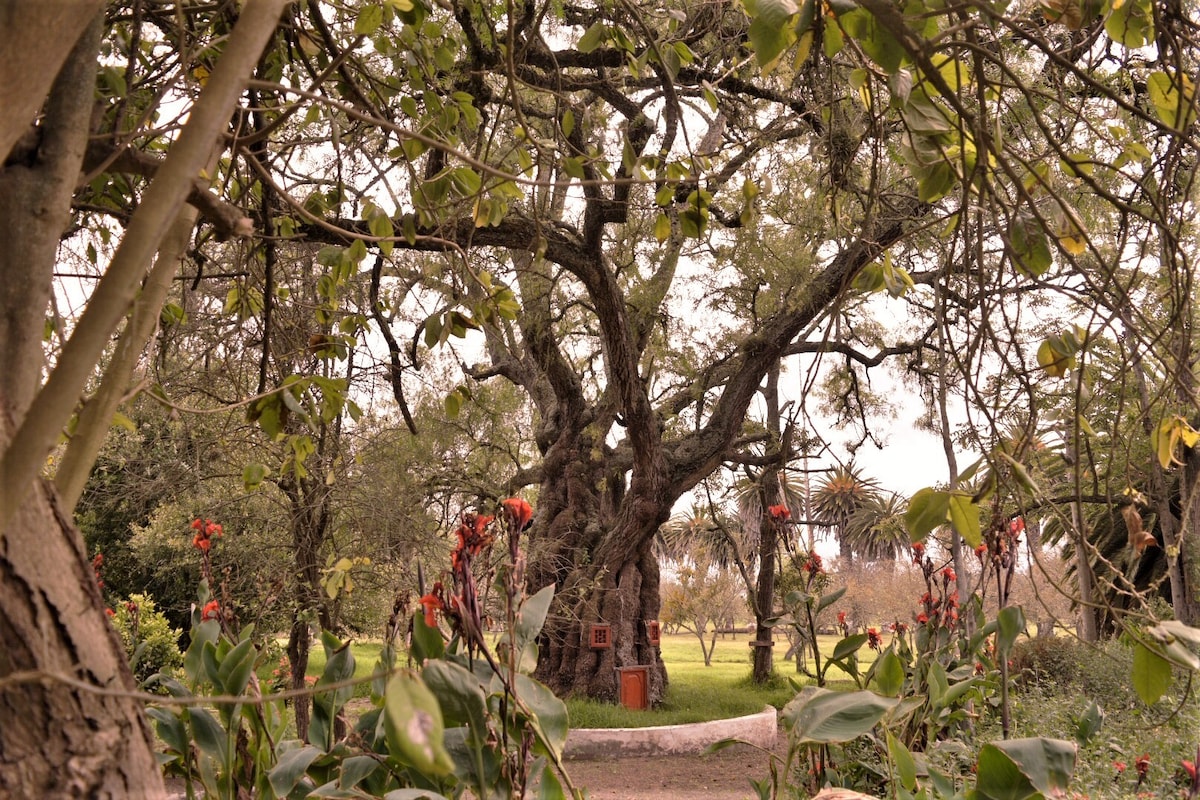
[810, 463, 881, 571]
[845, 491, 909, 564]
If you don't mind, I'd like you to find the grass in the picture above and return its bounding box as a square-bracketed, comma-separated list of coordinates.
[565, 630, 866, 728]
[293, 630, 876, 727]
[300, 640, 387, 698]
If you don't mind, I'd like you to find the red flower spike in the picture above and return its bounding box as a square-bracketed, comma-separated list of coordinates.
[1135, 754, 1150, 778]
[767, 504, 791, 520]
[418, 592, 444, 628]
[191, 519, 203, 531]
[942, 566, 956, 583]
[201, 600, 220, 621]
[917, 611, 929, 624]
[502, 498, 534, 531]
[866, 628, 881, 650]
[105, 608, 115, 617]
[837, 610, 847, 625]
[1182, 759, 1196, 780]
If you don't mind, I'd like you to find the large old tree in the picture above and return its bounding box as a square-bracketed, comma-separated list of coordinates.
[2, 0, 1199, 791]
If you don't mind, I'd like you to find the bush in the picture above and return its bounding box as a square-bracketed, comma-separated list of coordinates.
[110, 593, 184, 687]
[1010, 635, 1084, 688]
[1010, 635, 1136, 706]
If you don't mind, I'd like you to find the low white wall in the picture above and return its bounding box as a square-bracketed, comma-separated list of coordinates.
[563, 705, 777, 759]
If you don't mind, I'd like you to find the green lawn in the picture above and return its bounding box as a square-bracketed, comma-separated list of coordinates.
[565, 630, 868, 728]
[297, 630, 870, 726]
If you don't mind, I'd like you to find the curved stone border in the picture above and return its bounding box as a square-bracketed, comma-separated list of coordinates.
[563, 705, 777, 759]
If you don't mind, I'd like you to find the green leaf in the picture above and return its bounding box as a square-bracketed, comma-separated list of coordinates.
[947, 492, 982, 547]
[977, 738, 1077, 800]
[187, 707, 227, 762]
[816, 586, 847, 614]
[996, 605, 1026, 658]
[384, 670, 455, 776]
[1147, 71, 1197, 131]
[831, 633, 869, 661]
[577, 22, 607, 53]
[354, 4, 384, 35]
[1105, 0, 1154, 48]
[269, 743, 324, 797]
[748, 0, 799, 71]
[887, 730, 918, 791]
[422, 660, 488, 731]
[840, 7, 905, 73]
[1009, 216, 1053, 278]
[410, 609, 445, 662]
[873, 647, 906, 697]
[243, 462, 270, 492]
[1132, 641, 1171, 705]
[781, 687, 897, 744]
[1072, 700, 1104, 747]
[515, 673, 570, 759]
[905, 487, 950, 541]
[445, 389, 462, 418]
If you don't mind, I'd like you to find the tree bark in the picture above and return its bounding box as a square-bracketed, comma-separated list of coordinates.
[0, 411, 165, 797]
[0, 1, 105, 163]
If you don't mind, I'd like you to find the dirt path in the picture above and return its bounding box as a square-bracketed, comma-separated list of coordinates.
[565, 740, 777, 800]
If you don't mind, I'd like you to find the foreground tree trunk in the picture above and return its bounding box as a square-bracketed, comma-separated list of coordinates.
[0, 418, 165, 796]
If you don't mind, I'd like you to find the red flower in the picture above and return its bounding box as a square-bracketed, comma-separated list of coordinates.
[767, 504, 791, 521]
[837, 610, 847, 625]
[917, 611, 929, 624]
[1182, 759, 1196, 780]
[975, 542, 987, 559]
[418, 587, 444, 628]
[942, 566, 956, 583]
[1135, 753, 1150, 779]
[1113, 760, 1127, 775]
[911, 541, 925, 565]
[105, 608, 115, 617]
[866, 627, 882, 650]
[501, 498, 534, 531]
[803, 553, 824, 574]
[201, 600, 220, 621]
[191, 518, 223, 552]
[974, 662, 985, 675]
[1009, 517, 1025, 536]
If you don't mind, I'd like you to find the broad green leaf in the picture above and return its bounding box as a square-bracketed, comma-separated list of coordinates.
[653, 213, 671, 243]
[948, 492, 982, 547]
[1132, 641, 1171, 704]
[748, 0, 799, 71]
[782, 687, 897, 744]
[1105, 0, 1154, 48]
[242, 462, 270, 492]
[831, 633, 869, 661]
[384, 670, 455, 776]
[1009, 216, 1053, 278]
[354, 5, 384, 35]
[873, 647, 906, 697]
[187, 707, 227, 762]
[1072, 700, 1104, 747]
[269, 743, 323, 797]
[905, 487, 950, 541]
[1148, 71, 1197, 131]
[515, 673, 570, 758]
[577, 22, 607, 53]
[409, 610, 445, 664]
[422, 660, 488, 731]
[840, 7, 904, 73]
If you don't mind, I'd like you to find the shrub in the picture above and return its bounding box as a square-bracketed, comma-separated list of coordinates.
[1010, 635, 1136, 706]
[110, 593, 184, 686]
[1010, 635, 1083, 688]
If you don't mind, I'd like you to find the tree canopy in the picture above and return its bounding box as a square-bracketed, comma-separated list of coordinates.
[1, 0, 1199, 793]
